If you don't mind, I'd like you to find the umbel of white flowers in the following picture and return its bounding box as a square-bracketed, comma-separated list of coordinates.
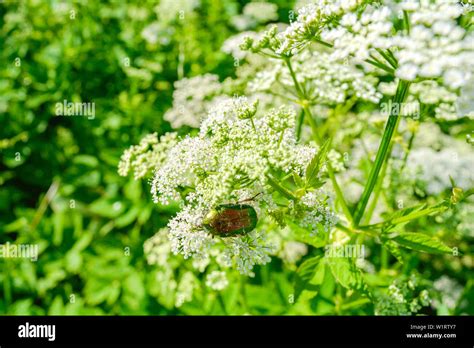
[120, 97, 337, 276]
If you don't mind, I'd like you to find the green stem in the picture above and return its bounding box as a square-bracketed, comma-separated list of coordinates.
[327, 161, 354, 225]
[341, 298, 371, 310]
[381, 246, 389, 270]
[375, 48, 398, 69]
[363, 114, 403, 225]
[284, 56, 304, 97]
[399, 128, 417, 174]
[361, 204, 448, 230]
[240, 276, 249, 313]
[353, 80, 411, 226]
[366, 58, 395, 75]
[217, 293, 228, 314]
[403, 10, 411, 35]
[362, 155, 389, 225]
[313, 38, 333, 48]
[296, 109, 305, 141]
[336, 222, 378, 238]
[266, 174, 297, 200]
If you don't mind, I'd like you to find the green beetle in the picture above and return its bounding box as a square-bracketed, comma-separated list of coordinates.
[203, 203, 258, 237]
[203, 194, 261, 237]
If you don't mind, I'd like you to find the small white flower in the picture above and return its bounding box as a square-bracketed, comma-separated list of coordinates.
[396, 64, 419, 81]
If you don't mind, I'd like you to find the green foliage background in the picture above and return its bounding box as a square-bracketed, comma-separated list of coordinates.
[0, 0, 472, 315]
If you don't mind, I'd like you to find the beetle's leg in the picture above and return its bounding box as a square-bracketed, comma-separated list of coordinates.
[237, 192, 263, 204]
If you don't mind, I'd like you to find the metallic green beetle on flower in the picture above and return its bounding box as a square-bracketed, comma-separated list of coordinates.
[203, 194, 261, 237]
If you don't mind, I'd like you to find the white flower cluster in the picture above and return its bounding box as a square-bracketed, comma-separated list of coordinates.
[380, 80, 467, 120]
[456, 201, 474, 238]
[222, 31, 262, 60]
[144, 229, 198, 308]
[250, 50, 382, 104]
[277, 241, 308, 264]
[144, 228, 230, 307]
[118, 132, 178, 179]
[231, 2, 279, 31]
[149, 97, 335, 276]
[154, 0, 200, 23]
[375, 274, 431, 315]
[276, 0, 365, 55]
[321, 4, 393, 63]
[243, 2, 279, 24]
[407, 146, 474, 195]
[391, 0, 472, 87]
[321, 0, 474, 89]
[175, 272, 196, 307]
[403, 124, 474, 195]
[205, 271, 229, 291]
[433, 275, 463, 310]
[164, 74, 223, 128]
[289, 191, 338, 235]
[154, 98, 316, 206]
[221, 231, 273, 275]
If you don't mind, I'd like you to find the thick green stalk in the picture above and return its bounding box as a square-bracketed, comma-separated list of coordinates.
[353, 80, 411, 226]
[296, 109, 305, 141]
[362, 155, 389, 225]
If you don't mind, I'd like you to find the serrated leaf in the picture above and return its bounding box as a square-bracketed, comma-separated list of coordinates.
[381, 238, 404, 264]
[326, 257, 370, 297]
[305, 139, 330, 187]
[392, 232, 452, 254]
[383, 203, 426, 231]
[294, 255, 324, 301]
[388, 203, 426, 221]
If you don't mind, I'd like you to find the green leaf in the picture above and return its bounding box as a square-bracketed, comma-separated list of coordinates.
[392, 232, 452, 254]
[2, 217, 28, 233]
[115, 206, 139, 228]
[65, 251, 83, 273]
[52, 212, 64, 246]
[294, 255, 324, 301]
[266, 174, 296, 200]
[292, 172, 304, 187]
[387, 203, 426, 222]
[305, 139, 330, 187]
[286, 220, 329, 248]
[383, 203, 426, 231]
[326, 257, 370, 297]
[71, 231, 93, 252]
[73, 155, 99, 168]
[381, 238, 404, 264]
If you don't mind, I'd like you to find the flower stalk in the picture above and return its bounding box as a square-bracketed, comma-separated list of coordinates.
[352, 79, 411, 226]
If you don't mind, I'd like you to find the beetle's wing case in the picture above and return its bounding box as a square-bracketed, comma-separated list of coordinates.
[211, 204, 258, 237]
